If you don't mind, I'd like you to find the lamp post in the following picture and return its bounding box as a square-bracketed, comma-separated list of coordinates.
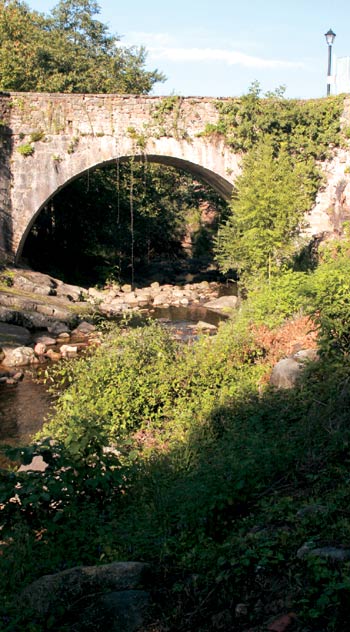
[325, 28, 336, 96]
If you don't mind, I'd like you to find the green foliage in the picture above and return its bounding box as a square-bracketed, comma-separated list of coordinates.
[203, 82, 344, 159]
[215, 137, 311, 279]
[43, 320, 181, 440]
[210, 83, 344, 283]
[302, 236, 350, 356]
[5, 238, 350, 630]
[29, 130, 45, 142]
[16, 142, 34, 156]
[0, 0, 165, 93]
[150, 95, 187, 139]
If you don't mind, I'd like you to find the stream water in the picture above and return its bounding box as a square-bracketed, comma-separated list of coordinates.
[0, 301, 228, 448]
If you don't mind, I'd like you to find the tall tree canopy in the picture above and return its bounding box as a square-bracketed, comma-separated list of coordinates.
[0, 0, 165, 93]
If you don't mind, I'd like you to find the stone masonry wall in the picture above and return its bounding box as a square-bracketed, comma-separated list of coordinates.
[0, 93, 241, 261]
[1, 92, 350, 263]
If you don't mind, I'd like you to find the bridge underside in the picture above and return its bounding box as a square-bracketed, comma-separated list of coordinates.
[126, 155, 234, 200]
[16, 154, 234, 261]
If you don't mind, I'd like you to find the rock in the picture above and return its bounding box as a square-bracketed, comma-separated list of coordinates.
[195, 321, 218, 332]
[0, 347, 4, 363]
[153, 293, 171, 306]
[34, 342, 46, 356]
[296, 504, 328, 519]
[60, 344, 78, 358]
[45, 348, 61, 361]
[2, 346, 36, 367]
[6, 377, 17, 385]
[88, 287, 106, 302]
[293, 348, 319, 362]
[73, 321, 96, 334]
[267, 613, 296, 632]
[270, 357, 302, 389]
[121, 284, 132, 293]
[235, 603, 248, 617]
[47, 322, 70, 336]
[21, 312, 58, 330]
[19, 561, 149, 617]
[56, 332, 70, 342]
[55, 282, 87, 302]
[0, 322, 31, 347]
[12, 271, 56, 296]
[123, 292, 139, 307]
[204, 295, 239, 311]
[18, 455, 48, 473]
[150, 281, 160, 289]
[66, 590, 149, 632]
[34, 335, 57, 346]
[297, 544, 350, 562]
[36, 303, 78, 321]
[12, 371, 24, 381]
[0, 305, 22, 324]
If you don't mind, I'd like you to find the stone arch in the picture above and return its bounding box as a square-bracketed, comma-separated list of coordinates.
[0, 92, 242, 262]
[15, 153, 234, 262]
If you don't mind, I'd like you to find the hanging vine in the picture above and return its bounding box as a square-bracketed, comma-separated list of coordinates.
[129, 158, 135, 289]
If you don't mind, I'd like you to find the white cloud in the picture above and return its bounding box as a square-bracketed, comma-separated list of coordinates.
[119, 31, 304, 71]
[147, 46, 304, 69]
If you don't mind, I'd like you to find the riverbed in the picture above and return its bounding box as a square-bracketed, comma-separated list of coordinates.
[0, 300, 230, 448]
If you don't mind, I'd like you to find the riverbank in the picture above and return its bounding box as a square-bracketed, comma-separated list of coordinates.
[0, 266, 238, 368]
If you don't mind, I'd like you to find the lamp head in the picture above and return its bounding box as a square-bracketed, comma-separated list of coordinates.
[325, 28, 336, 46]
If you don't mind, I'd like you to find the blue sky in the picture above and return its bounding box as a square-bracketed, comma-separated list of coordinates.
[27, 0, 350, 98]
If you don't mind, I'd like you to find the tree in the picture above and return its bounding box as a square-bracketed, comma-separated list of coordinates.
[0, 0, 165, 93]
[214, 137, 311, 281]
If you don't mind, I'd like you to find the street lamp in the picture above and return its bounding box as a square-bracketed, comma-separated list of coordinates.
[325, 28, 336, 96]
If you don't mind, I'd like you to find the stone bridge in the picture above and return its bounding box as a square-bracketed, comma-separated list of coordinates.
[0, 92, 242, 262]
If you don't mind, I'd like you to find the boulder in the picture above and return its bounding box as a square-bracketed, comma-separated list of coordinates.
[19, 561, 149, 618]
[34, 342, 46, 356]
[12, 271, 56, 296]
[2, 345, 37, 367]
[47, 322, 70, 336]
[60, 344, 78, 358]
[73, 321, 96, 334]
[88, 287, 106, 302]
[18, 455, 48, 473]
[297, 544, 350, 562]
[33, 335, 57, 346]
[55, 282, 88, 302]
[64, 590, 149, 632]
[0, 322, 31, 348]
[270, 357, 302, 389]
[204, 295, 239, 311]
[195, 321, 218, 332]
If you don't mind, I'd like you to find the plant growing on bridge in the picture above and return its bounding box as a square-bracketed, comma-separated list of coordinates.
[16, 142, 34, 157]
[30, 129, 45, 143]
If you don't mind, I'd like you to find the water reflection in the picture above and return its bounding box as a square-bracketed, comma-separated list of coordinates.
[0, 373, 52, 445]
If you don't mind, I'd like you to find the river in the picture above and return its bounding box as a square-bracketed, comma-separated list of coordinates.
[0, 302, 228, 449]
